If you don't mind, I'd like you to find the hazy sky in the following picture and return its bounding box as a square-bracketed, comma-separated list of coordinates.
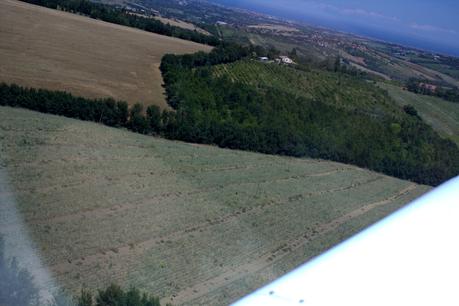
[212, 0, 459, 56]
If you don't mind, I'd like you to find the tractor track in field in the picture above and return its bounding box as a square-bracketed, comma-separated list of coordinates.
[0, 158, 325, 198]
[0, 162, 278, 206]
[2, 167, 356, 227]
[1, 93, 433, 306]
[49, 174, 383, 274]
[166, 183, 418, 305]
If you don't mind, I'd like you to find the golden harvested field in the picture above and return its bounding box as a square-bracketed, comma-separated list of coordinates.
[153, 16, 211, 36]
[125, 12, 210, 36]
[0, 0, 211, 109]
[0, 107, 430, 305]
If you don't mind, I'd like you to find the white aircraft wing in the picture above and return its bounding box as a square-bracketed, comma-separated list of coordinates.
[232, 176, 459, 306]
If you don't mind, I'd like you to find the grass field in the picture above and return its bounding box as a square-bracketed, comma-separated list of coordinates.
[0, 106, 430, 305]
[0, 0, 211, 109]
[380, 83, 459, 145]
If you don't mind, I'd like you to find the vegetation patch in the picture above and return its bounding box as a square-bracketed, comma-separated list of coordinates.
[160, 51, 459, 186]
[380, 83, 459, 145]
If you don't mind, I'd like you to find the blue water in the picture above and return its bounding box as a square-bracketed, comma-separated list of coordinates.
[210, 0, 459, 57]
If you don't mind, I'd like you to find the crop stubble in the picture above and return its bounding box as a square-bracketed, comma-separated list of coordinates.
[0, 0, 211, 109]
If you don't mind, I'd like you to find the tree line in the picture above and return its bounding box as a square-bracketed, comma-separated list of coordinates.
[2, 74, 459, 186]
[19, 0, 219, 46]
[0, 83, 169, 135]
[406, 78, 459, 103]
[2, 38, 459, 186]
[76, 285, 164, 306]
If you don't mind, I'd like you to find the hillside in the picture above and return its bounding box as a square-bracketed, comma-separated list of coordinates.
[0, 0, 211, 109]
[0, 106, 430, 305]
[113, 0, 459, 87]
[160, 51, 459, 185]
[213, 60, 399, 116]
[380, 83, 459, 145]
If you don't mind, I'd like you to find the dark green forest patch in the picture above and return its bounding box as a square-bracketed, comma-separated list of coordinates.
[159, 51, 459, 186]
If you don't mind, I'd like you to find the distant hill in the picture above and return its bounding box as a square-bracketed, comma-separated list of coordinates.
[131, 0, 459, 87]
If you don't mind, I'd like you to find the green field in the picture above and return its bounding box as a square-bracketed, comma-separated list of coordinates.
[0, 107, 430, 305]
[213, 60, 400, 117]
[380, 83, 459, 145]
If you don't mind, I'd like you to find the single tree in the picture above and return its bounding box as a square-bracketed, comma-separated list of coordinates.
[146, 105, 161, 133]
[128, 103, 149, 134]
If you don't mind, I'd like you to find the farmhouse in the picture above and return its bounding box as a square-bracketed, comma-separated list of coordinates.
[419, 82, 437, 92]
[279, 55, 294, 64]
[124, 3, 159, 16]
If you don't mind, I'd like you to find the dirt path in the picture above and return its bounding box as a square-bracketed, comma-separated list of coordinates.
[165, 183, 417, 305]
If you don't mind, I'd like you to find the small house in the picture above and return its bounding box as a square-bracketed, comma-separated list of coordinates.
[419, 83, 437, 92]
[279, 56, 293, 64]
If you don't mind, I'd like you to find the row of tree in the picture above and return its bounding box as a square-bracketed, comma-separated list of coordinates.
[2, 42, 459, 186]
[76, 285, 163, 306]
[0, 83, 129, 126]
[2, 72, 459, 187]
[406, 78, 459, 103]
[20, 0, 219, 46]
[161, 43, 253, 71]
[0, 83, 169, 135]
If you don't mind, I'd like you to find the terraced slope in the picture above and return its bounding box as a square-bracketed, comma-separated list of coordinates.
[0, 107, 430, 305]
[380, 83, 459, 145]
